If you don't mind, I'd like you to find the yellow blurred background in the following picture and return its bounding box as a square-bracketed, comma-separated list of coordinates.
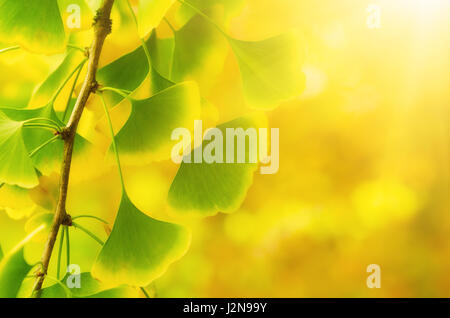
[1, 0, 449, 297]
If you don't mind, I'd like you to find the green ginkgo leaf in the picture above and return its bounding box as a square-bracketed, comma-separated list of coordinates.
[0, 0, 66, 54]
[92, 193, 190, 287]
[1, 104, 89, 176]
[0, 244, 3, 262]
[0, 248, 31, 298]
[97, 45, 150, 107]
[0, 226, 45, 298]
[168, 115, 265, 217]
[25, 213, 54, 234]
[114, 82, 201, 164]
[228, 32, 306, 109]
[0, 184, 36, 220]
[0, 112, 38, 188]
[136, 0, 175, 38]
[38, 272, 140, 298]
[29, 49, 85, 109]
[147, 32, 175, 79]
[176, 0, 245, 27]
[150, 15, 228, 91]
[97, 39, 172, 107]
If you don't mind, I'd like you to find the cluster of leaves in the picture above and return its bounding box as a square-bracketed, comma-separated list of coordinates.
[0, 0, 305, 297]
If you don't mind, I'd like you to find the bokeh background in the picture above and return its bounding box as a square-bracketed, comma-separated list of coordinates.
[1, 0, 449, 297]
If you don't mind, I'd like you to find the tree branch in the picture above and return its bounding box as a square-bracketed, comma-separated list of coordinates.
[32, 0, 115, 296]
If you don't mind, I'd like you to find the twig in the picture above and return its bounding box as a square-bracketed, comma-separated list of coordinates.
[31, 0, 116, 297]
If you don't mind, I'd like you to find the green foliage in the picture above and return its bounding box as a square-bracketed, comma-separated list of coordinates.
[168, 115, 263, 216]
[136, 0, 175, 38]
[0, 0, 65, 54]
[97, 38, 173, 107]
[0, 105, 89, 177]
[97, 45, 150, 106]
[92, 193, 190, 287]
[0, 0, 306, 298]
[150, 15, 228, 90]
[0, 226, 44, 297]
[0, 0, 95, 53]
[29, 49, 85, 109]
[176, 0, 245, 26]
[113, 82, 201, 163]
[0, 112, 38, 188]
[229, 32, 306, 109]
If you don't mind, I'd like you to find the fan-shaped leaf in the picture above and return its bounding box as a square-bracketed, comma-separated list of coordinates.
[0, 0, 66, 54]
[176, 0, 245, 27]
[92, 193, 190, 286]
[0, 185, 35, 220]
[150, 15, 228, 92]
[29, 49, 85, 109]
[113, 82, 201, 164]
[136, 0, 175, 38]
[229, 32, 306, 109]
[25, 213, 54, 233]
[0, 112, 38, 188]
[97, 44, 150, 107]
[0, 226, 44, 298]
[97, 39, 172, 108]
[168, 115, 266, 217]
[1, 105, 89, 176]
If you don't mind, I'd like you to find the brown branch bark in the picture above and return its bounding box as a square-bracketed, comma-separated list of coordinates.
[32, 0, 115, 297]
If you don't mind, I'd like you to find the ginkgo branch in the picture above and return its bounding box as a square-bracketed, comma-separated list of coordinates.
[31, 0, 116, 296]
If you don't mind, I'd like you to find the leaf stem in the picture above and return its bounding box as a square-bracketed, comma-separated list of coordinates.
[23, 123, 61, 133]
[0, 46, 21, 54]
[56, 228, 64, 280]
[29, 135, 60, 158]
[0, 45, 85, 55]
[140, 287, 151, 298]
[100, 86, 132, 100]
[50, 59, 88, 104]
[163, 17, 176, 34]
[72, 214, 109, 224]
[62, 60, 86, 123]
[67, 44, 86, 53]
[125, 0, 152, 68]
[72, 222, 105, 246]
[125, 0, 139, 29]
[23, 117, 62, 128]
[99, 93, 126, 190]
[65, 226, 70, 268]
